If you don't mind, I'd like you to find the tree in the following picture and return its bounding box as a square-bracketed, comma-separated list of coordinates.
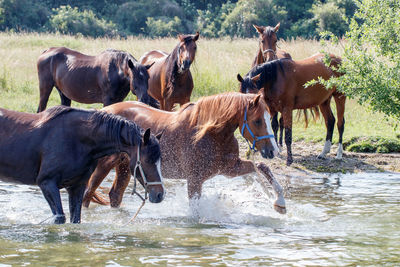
[328, 0, 400, 121]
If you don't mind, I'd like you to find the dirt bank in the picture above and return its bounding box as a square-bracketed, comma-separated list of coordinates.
[239, 140, 400, 177]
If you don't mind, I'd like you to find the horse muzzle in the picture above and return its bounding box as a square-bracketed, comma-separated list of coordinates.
[148, 188, 165, 203]
[261, 147, 275, 159]
[181, 60, 192, 71]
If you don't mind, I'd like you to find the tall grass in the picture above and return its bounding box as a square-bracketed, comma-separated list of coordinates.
[0, 32, 398, 142]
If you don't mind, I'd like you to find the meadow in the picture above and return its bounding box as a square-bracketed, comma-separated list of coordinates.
[0, 32, 399, 147]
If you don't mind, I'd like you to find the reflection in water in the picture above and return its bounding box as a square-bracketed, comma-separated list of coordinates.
[0, 172, 400, 265]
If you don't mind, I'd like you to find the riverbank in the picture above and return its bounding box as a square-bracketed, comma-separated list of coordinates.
[239, 140, 400, 175]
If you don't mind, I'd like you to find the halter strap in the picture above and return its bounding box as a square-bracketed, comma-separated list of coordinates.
[131, 143, 164, 201]
[240, 106, 275, 153]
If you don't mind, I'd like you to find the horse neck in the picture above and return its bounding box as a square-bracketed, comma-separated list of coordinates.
[256, 47, 265, 65]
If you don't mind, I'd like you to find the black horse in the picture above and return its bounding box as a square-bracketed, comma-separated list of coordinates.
[0, 106, 164, 224]
[37, 47, 157, 112]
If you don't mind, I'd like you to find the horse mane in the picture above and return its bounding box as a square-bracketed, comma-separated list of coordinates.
[90, 111, 142, 148]
[263, 26, 276, 37]
[187, 92, 259, 142]
[247, 58, 287, 90]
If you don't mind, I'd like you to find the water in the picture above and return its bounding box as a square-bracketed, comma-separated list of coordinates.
[0, 172, 400, 266]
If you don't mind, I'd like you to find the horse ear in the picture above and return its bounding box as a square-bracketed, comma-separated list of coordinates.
[251, 74, 261, 84]
[143, 128, 151, 146]
[249, 94, 261, 109]
[128, 59, 134, 69]
[178, 34, 184, 42]
[145, 62, 155, 70]
[155, 130, 163, 141]
[193, 32, 200, 41]
[237, 74, 244, 83]
[253, 25, 264, 34]
[274, 22, 281, 33]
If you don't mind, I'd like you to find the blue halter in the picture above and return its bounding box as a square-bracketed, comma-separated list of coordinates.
[241, 106, 275, 152]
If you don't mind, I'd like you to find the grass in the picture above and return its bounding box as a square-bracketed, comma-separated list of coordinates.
[0, 32, 399, 147]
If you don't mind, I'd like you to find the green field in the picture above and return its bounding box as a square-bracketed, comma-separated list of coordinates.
[0, 33, 399, 147]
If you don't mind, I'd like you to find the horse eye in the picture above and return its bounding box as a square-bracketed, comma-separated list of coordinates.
[254, 119, 262, 126]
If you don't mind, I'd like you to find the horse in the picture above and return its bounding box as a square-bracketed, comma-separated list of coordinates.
[237, 54, 346, 165]
[0, 106, 164, 224]
[37, 47, 156, 112]
[139, 32, 199, 111]
[83, 92, 286, 214]
[252, 22, 292, 67]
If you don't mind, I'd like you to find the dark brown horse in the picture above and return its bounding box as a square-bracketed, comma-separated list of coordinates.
[37, 47, 155, 112]
[0, 106, 163, 224]
[139, 32, 199, 111]
[83, 92, 286, 214]
[238, 54, 346, 165]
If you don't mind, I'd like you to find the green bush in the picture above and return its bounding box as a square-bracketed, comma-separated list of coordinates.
[49, 5, 117, 37]
[311, 2, 348, 37]
[146, 16, 185, 37]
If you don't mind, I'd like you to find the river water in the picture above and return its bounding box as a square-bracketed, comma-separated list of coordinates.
[0, 172, 399, 266]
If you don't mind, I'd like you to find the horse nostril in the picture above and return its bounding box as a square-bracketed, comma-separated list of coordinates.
[269, 150, 274, 159]
[157, 192, 164, 202]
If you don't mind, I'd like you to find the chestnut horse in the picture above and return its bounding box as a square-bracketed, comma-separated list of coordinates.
[252, 22, 292, 67]
[83, 92, 286, 214]
[37, 47, 155, 112]
[238, 54, 346, 165]
[0, 106, 163, 224]
[139, 32, 199, 111]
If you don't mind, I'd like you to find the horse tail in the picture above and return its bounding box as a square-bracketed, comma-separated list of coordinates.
[296, 106, 320, 128]
[91, 191, 110, 205]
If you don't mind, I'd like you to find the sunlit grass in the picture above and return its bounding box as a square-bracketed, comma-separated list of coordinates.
[0, 32, 398, 143]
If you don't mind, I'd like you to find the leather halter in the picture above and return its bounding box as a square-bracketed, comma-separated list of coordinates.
[131, 143, 164, 201]
[262, 48, 276, 60]
[241, 106, 275, 152]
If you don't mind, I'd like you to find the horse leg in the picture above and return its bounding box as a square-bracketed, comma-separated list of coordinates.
[164, 98, 174, 111]
[38, 179, 66, 224]
[222, 159, 286, 214]
[66, 182, 87, 223]
[333, 93, 346, 159]
[109, 154, 131, 208]
[37, 76, 54, 113]
[56, 88, 71, 107]
[317, 98, 335, 159]
[83, 155, 119, 208]
[279, 114, 284, 147]
[271, 113, 279, 141]
[282, 109, 294, 165]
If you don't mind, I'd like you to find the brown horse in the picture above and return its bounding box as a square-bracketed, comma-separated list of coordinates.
[139, 32, 199, 111]
[252, 22, 292, 67]
[238, 54, 346, 165]
[37, 47, 155, 112]
[0, 106, 163, 224]
[83, 92, 286, 214]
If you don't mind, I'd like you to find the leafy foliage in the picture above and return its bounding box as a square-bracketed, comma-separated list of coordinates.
[326, 0, 400, 121]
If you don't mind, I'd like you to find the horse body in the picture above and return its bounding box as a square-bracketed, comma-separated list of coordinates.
[238, 53, 345, 165]
[83, 92, 286, 214]
[0, 106, 163, 224]
[139, 33, 199, 111]
[37, 47, 153, 112]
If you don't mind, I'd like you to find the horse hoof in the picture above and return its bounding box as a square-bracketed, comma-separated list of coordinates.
[317, 154, 326, 160]
[274, 204, 286, 214]
[54, 215, 66, 224]
[286, 159, 293, 166]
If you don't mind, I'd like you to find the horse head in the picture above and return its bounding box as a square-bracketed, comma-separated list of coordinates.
[253, 23, 280, 62]
[239, 94, 279, 159]
[177, 32, 199, 72]
[129, 128, 165, 203]
[237, 73, 261, 94]
[128, 59, 154, 105]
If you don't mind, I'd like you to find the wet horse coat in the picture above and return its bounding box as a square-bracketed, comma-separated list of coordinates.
[139, 33, 199, 111]
[83, 92, 286, 214]
[37, 47, 154, 112]
[0, 106, 163, 224]
[238, 54, 346, 165]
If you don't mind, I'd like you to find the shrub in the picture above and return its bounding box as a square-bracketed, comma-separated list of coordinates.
[311, 2, 348, 37]
[146, 16, 185, 37]
[49, 5, 117, 37]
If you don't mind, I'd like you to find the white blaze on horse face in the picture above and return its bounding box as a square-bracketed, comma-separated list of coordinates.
[156, 159, 165, 193]
[263, 111, 279, 155]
